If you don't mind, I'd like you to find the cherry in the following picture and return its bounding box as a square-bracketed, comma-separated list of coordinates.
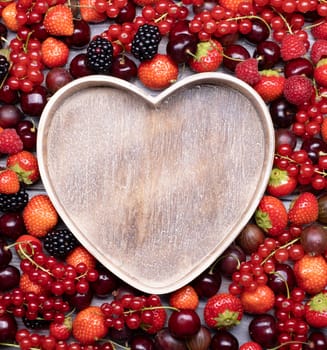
[0, 265, 20, 291]
[301, 137, 327, 164]
[249, 314, 278, 349]
[130, 334, 154, 350]
[110, 55, 138, 81]
[169, 20, 193, 41]
[223, 44, 250, 72]
[45, 67, 73, 94]
[269, 97, 297, 128]
[217, 244, 246, 278]
[191, 270, 221, 298]
[64, 290, 93, 311]
[16, 120, 37, 150]
[243, 19, 270, 44]
[0, 83, 20, 105]
[168, 309, 201, 339]
[0, 212, 26, 240]
[65, 19, 90, 49]
[91, 266, 119, 298]
[301, 224, 327, 255]
[268, 263, 296, 295]
[253, 40, 281, 69]
[0, 23, 8, 49]
[20, 85, 47, 117]
[0, 241, 12, 267]
[166, 34, 198, 64]
[210, 329, 238, 350]
[69, 53, 94, 79]
[154, 328, 187, 350]
[284, 57, 314, 78]
[116, 0, 136, 24]
[0, 104, 24, 128]
[0, 312, 17, 342]
[30, 22, 49, 42]
[275, 128, 297, 151]
[304, 331, 327, 350]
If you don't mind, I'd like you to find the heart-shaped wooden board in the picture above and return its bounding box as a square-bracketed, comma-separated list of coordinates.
[37, 72, 274, 294]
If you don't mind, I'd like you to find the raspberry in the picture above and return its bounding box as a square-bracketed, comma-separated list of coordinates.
[283, 75, 313, 106]
[0, 129, 23, 155]
[235, 58, 261, 86]
[280, 34, 307, 61]
[131, 24, 161, 62]
[86, 36, 113, 74]
[310, 39, 327, 65]
[311, 20, 327, 40]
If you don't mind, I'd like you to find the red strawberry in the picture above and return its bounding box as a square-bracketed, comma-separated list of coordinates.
[239, 341, 263, 350]
[314, 58, 327, 88]
[19, 272, 47, 295]
[50, 317, 72, 341]
[310, 39, 327, 65]
[79, 0, 107, 23]
[142, 306, 166, 334]
[169, 285, 199, 310]
[0, 168, 20, 194]
[280, 34, 307, 61]
[65, 246, 96, 270]
[266, 168, 297, 197]
[311, 20, 327, 40]
[0, 128, 23, 155]
[254, 195, 288, 236]
[203, 293, 243, 329]
[1, 2, 19, 32]
[189, 40, 223, 73]
[132, 0, 159, 5]
[305, 291, 327, 328]
[253, 70, 285, 103]
[288, 192, 319, 226]
[7, 150, 39, 184]
[138, 54, 178, 90]
[41, 37, 69, 68]
[44, 4, 74, 36]
[283, 75, 313, 105]
[294, 254, 327, 294]
[235, 58, 261, 86]
[321, 116, 327, 143]
[240, 285, 275, 314]
[72, 306, 108, 344]
[219, 0, 250, 12]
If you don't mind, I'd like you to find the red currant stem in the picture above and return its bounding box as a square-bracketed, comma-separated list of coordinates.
[100, 339, 130, 349]
[268, 340, 312, 350]
[304, 19, 326, 31]
[154, 12, 168, 23]
[0, 343, 39, 350]
[20, 31, 34, 53]
[275, 153, 296, 163]
[123, 305, 179, 315]
[270, 7, 292, 34]
[261, 237, 300, 266]
[226, 15, 271, 34]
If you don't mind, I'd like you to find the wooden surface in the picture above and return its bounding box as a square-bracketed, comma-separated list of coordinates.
[37, 73, 275, 294]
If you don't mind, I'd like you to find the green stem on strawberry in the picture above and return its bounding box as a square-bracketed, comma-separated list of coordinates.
[261, 237, 300, 266]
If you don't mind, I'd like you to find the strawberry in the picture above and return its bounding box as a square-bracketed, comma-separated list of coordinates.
[203, 293, 243, 329]
[142, 306, 166, 334]
[240, 285, 275, 314]
[0, 168, 20, 194]
[50, 317, 72, 341]
[254, 195, 288, 236]
[235, 58, 261, 86]
[239, 342, 263, 350]
[189, 40, 223, 73]
[283, 75, 313, 106]
[19, 272, 46, 295]
[133, 0, 159, 6]
[310, 39, 327, 65]
[0, 128, 23, 155]
[7, 150, 39, 184]
[169, 285, 199, 310]
[65, 246, 96, 270]
[253, 70, 285, 103]
[314, 58, 327, 88]
[72, 306, 107, 344]
[321, 116, 327, 143]
[294, 254, 327, 294]
[41, 37, 69, 68]
[288, 192, 319, 226]
[311, 20, 327, 40]
[219, 0, 251, 12]
[1, 2, 19, 32]
[305, 291, 327, 328]
[138, 54, 178, 90]
[280, 34, 307, 61]
[23, 194, 58, 237]
[79, 0, 109, 23]
[44, 4, 74, 36]
[266, 168, 297, 197]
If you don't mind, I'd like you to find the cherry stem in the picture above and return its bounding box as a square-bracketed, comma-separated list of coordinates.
[261, 237, 300, 266]
[270, 271, 290, 298]
[271, 7, 292, 34]
[123, 305, 179, 316]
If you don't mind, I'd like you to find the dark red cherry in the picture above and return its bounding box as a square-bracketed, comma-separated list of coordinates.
[65, 19, 91, 49]
[0, 212, 26, 240]
[284, 57, 314, 78]
[69, 53, 93, 79]
[110, 55, 137, 81]
[268, 263, 296, 295]
[253, 40, 281, 69]
[243, 19, 270, 44]
[166, 34, 197, 64]
[0, 83, 19, 105]
[0, 241, 12, 267]
[0, 265, 20, 291]
[249, 314, 278, 349]
[223, 44, 250, 72]
[210, 329, 238, 350]
[269, 97, 297, 128]
[116, 0, 136, 23]
[169, 20, 192, 41]
[168, 309, 201, 339]
[20, 85, 47, 117]
[91, 266, 119, 297]
[0, 313, 17, 342]
[0, 104, 24, 128]
[191, 270, 221, 298]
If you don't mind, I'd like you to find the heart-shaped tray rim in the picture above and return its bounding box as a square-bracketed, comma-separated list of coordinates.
[37, 72, 275, 294]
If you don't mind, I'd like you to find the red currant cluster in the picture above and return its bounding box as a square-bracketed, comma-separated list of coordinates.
[15, 0, 51, 27]
[93, 0, 128, 19]
[100, 293, 167, 333]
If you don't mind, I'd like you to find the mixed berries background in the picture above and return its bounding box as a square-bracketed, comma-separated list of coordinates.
[1, 0, 327, 349]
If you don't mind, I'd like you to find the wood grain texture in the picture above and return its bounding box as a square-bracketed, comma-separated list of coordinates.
[37, 73, 275, 294]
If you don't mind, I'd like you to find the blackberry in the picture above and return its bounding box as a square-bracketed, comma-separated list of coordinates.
[0, 55, 10, 82]
[22, 316, 50, 330]
[86, 36, 113, 74]
[44, 228, 79, 259]
[0, 186, 28, 212]
[131, 24, 161, 61]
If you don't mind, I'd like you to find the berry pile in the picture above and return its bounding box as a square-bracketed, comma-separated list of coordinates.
[1, 0, 327, 349]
